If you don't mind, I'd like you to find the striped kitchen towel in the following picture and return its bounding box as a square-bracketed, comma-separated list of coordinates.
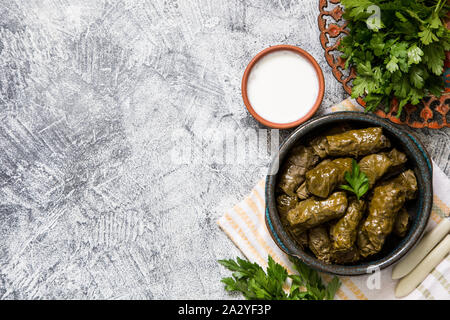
[217, 98, 450, 300]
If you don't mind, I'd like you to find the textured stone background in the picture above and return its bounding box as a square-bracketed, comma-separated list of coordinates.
[0, 0, 449, 299]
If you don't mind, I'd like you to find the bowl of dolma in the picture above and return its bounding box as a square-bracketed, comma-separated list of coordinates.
[265, 112, 433, 275]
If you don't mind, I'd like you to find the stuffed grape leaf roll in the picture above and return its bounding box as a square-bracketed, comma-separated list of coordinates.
[391, 169, 418, 201]
[358, 148, 407, 188]
[357, 170, 417, 257]
[278, 146, 319, 196]
[309, 124, 353, 158]
[276, 194, 298, 226]
[332, 246, 361, 264]
[305, 158, 353, 198]
[309, 135, 329, 158]
[357, 183, 404, 257]
[393, 208, 410, 237]
[330, 198, 366, 252]
[296, 181, 310, 200]
[296, 159, 332, 199]
[309, 226, 333, 264]
[309, 226, 361, 264]
[278, 195, 308, 249]
[374, 169, 417, 200]
[310, 127, 391, 158]
[289, 229, 309, 249]
[287, 191, 348, 233]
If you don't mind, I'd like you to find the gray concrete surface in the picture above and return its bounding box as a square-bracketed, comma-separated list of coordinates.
[0, 0, 449, 299]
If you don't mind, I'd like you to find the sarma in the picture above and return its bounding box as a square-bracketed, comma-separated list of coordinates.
[309, 124, 353, 158]
[309, 135, 328, 158]
[356, 224, 373, 257]
[296, 181, 310, 200]
[391, 169, 418, 200]
[308, 226, 333, 264]
[330, 198, 366, 251]
[287, 191, 348, 232]
[384, 148, 408, 172]
[276, 194, 298, 225]
[305, 158, 353, 198]
[296, 159, 332, 199]
[278, 146, 319, 196]
[394, 208, 410, 237]
[375, 169, 417, 200]
[289, 229, 309, 249]
[357, 171, 417, 257]
[332, 246, 361, 264]
[310, 127, 391, 158]
[359, 148, 407, 187]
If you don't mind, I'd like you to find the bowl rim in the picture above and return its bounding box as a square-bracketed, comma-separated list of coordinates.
[241, 44, 325, 129]
[265, 112, 433, 276]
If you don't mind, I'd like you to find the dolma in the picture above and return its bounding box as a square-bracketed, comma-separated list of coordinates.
[305, 158, 353, 198]
[330, 198, 366, 252]
[296, 181, 310, 200]
[276, 194, 298, 226]
[359, 148, 407, 188]
[308, 124, 353, 158]
[372, 169, 417, 201]
[296, 159, 332, 199]
[309, 226, 333, 264]
[356, 224, 373, 257]
[384, 148, 408, 174]
[287, 191, 348, 232]
[309, 226, 361, 264]
[393, 208, 410, 237]
[278, 146, 319, 196]
[278, 195, 309, 249]
[357, 171, 417, 257]
[310, 127, 391, 158]
[332, 246, 361, 264]
[289, 229, 309, 249]
[309, 135, 328, 158]
[391, 169, 418, 200]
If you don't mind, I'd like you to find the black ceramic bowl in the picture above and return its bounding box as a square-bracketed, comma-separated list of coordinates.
[265, 112, 433, 276]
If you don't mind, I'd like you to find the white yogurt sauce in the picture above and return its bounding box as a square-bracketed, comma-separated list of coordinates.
[247, 50, 320, 124]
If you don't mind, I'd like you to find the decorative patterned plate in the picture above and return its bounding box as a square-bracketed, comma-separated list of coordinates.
[318, 0, 450, 129]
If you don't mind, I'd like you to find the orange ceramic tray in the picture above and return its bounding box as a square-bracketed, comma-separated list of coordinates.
[318, 0, 450, 129]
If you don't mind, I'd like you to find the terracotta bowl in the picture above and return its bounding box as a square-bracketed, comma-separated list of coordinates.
[242, 45, 325, 129]
[265, 112, 433, 276]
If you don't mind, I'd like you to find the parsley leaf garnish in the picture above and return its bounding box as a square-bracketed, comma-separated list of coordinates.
[340, 159, 370, 200]
[218, 255, 341, 300]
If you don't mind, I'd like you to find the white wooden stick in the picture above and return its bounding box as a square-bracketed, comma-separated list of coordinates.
[395, 235, 450, 298]
[392, 219, 450, 279]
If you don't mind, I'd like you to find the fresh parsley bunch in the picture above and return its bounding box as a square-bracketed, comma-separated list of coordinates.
[339, 0, 450, 116]
[218, 255, 341, 300]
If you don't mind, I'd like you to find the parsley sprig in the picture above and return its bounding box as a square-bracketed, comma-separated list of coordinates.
[339, 0, 450, 117]
[218, 255, 341, 300]
[340, 159, 370, 200]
